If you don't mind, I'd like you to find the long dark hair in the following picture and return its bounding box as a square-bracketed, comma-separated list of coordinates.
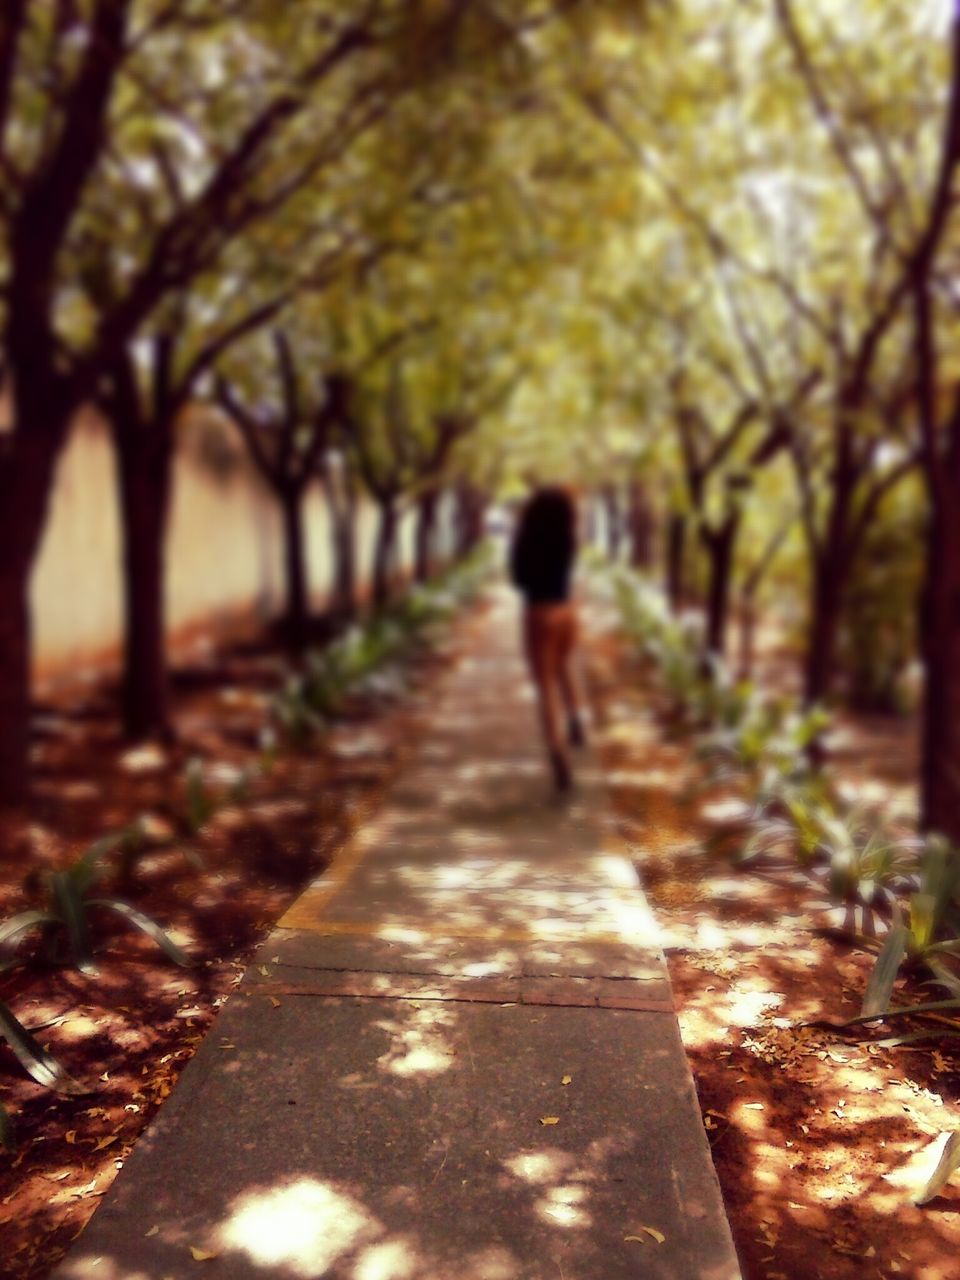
[520, 486, 576, 546]
[510, 486, 577, 599]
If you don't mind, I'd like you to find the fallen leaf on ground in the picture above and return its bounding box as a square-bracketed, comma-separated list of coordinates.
[146, 1225, 160, 1237]
[50, 1177, 100, 1204]
[539, 1116, 560, 1126]
[625, 1227, 666, 1244]
[189, 1246, 221, 1261]
[561, 1075, 572, 1086]
[94, 1135, 119, 1152]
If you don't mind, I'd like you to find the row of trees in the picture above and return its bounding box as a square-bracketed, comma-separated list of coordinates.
[0, 0, 627, 806]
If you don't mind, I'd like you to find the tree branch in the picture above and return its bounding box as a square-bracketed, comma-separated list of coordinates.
[179, 290, 295, 393]
[273, 330, 301, 436]
[847, 451, 919, 557]
[774, 0, 891, 244]
[0, 0, 28, 165]
[214, 374, 278, 485]
[12, 0, 132, 294]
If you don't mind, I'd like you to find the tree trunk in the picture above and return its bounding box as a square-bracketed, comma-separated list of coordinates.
[801, 454, 857, 707]
[603, 485, 622, 561]
[0, 554, 35, 810]
[0, 418, 71, 806]
[415, 488, 439, 584]
[666, 513, 686, 612]
[702, 518, 739, 658]
[628, 480, 654, 570]
[372, 498, 399, 609]
[331, 505, 356, 621]
[280, 486, 309, 648]
[738, 591, 757, 681]
[114, 414, 175, 739]
[321, 466, 356, 622]
[803, 553, 845, 706]
[455, 484, 485, 557]
[920, 496, 960, 842]
[338, 483, 358, 619]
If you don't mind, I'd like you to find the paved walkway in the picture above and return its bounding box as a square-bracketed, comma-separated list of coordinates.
[55, 588, 739, 1280]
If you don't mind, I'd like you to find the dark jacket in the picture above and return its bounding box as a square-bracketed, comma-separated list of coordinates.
[509, 488, 576, 604]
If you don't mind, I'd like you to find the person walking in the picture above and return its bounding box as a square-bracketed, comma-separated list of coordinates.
[509, 486, 586, 794]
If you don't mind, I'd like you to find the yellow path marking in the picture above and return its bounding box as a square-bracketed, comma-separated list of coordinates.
[276, 812, 386, 929]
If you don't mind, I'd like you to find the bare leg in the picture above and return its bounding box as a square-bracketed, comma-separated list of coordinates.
[557, 608, 585, 747]
[525, 606, 572, 791]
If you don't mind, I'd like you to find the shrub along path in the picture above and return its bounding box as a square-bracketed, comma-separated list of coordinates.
[54, 585, 738, 1280]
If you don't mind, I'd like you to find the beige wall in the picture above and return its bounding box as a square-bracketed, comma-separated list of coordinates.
[30, 414, 426, 686]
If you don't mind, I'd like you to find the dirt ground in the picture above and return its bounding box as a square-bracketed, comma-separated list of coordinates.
[0, 618, 462, 1280]
[586, 632, 960, 1280]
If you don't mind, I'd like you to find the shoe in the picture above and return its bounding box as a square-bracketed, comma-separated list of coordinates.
[568, 717, 586, 749]
[550, 749, 573, 794]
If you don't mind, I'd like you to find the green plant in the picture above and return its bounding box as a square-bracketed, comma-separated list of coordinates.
[740, 774, 838, 865]
[185, 757, 218, 833]
[700, 698, 829, 785]
[609, 569, 674, 655]
[859, 836, 960, 1013]
[0, 838, 190, 975]
[747, 793, 922, 907]
[824, 812, 918, 908]
[0, 1101, 13, 1151]
[181, 758, 257, 832]
[686, 654, 754, 731]
[270, 676, 326, 748]
[652, 625, 703, 718]
[0, 995, 85, 1097]
[804, 993, 960, 1049]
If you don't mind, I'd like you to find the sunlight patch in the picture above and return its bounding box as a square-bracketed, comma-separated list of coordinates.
[217, 1178, 377, 1276]
[118, 743, 168, 774]
[375, 1005, 458, 1077]
[724, 990, 783, 1027]
[700, 797, 752, 824]
[354, 1239, 419, 1280]
[503, 1150, 574, 1186]
[535, 1183, 592, 1229]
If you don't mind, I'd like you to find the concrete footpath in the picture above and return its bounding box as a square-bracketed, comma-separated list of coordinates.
[54, 587, 740, 1280]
